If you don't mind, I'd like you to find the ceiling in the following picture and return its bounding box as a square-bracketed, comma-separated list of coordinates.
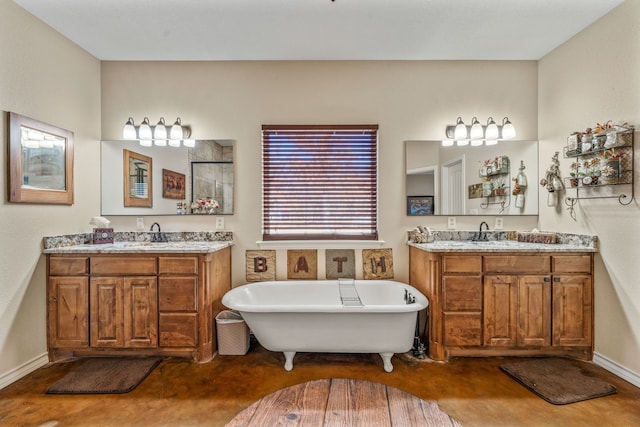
[14, 0, 623, 61]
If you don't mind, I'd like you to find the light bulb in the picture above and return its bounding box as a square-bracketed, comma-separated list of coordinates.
[456, 139, 469, 146]
[471, 139, 483, 146]
[139, 139, 153, 147]
[501, 117, 516, 139]
[168, 139, 181, 147]
[454, 117, 467, 140]
[154, 117, 167, 140]
[470, 117, 483, 139]
[122, 117, 137, 140]
[485, 140, 498, 146]
[170, 117, 184, 140]
[154, 139, 167, 147]
[138, 117, 152, 140]
[183, 139, 196, 148]
[485, 117, 499, 140]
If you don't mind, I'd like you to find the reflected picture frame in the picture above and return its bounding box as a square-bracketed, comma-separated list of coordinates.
[123, 149, 152, 208]
[8, 112, 74, 204]
[407, 196, 434, 216]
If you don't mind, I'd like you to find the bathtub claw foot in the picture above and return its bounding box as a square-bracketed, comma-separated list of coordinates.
[283, 352, 296, 371]
[379, 352, 394, 372]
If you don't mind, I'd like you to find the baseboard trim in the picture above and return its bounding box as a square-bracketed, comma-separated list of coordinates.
[0, 353, 49, 390]
[593, 352, 640, 389]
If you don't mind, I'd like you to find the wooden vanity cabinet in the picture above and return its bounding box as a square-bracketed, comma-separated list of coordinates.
[409, 247, 593, 361]
[47, 246, 231, 362]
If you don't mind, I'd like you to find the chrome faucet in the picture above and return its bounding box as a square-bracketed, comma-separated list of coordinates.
[150, 222, 166, 242]
[478, 221, 489, 241]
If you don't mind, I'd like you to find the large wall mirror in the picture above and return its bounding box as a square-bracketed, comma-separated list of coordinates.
[101, 140, 234, 215]
[405, 140, 538, 215]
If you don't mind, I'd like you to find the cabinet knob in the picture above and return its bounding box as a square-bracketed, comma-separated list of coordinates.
[554, 277, 561, 282]
[544, 277, 550, 282]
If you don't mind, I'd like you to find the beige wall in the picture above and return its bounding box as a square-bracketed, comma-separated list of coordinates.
[101, 60, 539, 288]
[0, 0, 101, 384]
[539, 1, 640, 375]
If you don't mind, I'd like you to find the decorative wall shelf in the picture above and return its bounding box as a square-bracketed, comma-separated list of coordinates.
[563, 128, 634, 220]
[479, 156, 510, 213]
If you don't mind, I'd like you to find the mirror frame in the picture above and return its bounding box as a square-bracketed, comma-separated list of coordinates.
[123, 149, 153, 208]
[8, 112, 74, 204]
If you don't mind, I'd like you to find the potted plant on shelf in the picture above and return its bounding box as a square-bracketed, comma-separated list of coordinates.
[599, 148, 624, 185]
[493, 177, 506, 196]
[583, 158, 601, 185]
[569, 162, 581, 187]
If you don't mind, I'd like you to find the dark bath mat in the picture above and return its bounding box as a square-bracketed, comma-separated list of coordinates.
[500, 357, 617, 405]
[46, 357, 162, 394]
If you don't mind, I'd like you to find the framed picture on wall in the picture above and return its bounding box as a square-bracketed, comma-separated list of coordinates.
[407, 196, 434, 216]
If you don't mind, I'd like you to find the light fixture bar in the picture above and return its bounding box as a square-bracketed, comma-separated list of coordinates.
[444, 116, 516, 146]
[122, 116, 192, 147]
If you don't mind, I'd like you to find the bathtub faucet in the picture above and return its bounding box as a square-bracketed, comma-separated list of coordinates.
[404, 289, 416, 304]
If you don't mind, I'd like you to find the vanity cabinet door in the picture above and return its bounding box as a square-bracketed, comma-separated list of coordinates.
[483, 275, 517, 346]
[90, 277, 124, 347]
[517, 275, 551, 347]
[123, 277, 158, 348]
[48, 276, 89, 348]
[552, 275, 592, 347]
[90, 276, 158, 348]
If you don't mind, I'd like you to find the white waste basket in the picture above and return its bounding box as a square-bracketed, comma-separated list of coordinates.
[216, 310, 250, 355]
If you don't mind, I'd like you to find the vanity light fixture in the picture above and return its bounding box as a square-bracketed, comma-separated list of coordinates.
[444, 116, 516, 146]
[501, 117, 516, 139]
[469, 117, 483, 139]
[138, 117, 153, 141]
[122, 116, 192, 147]
[454, 117, 467, 140]
[484, 117, 499, 140]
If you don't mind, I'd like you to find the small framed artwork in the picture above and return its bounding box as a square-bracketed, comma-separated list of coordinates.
[468, 183, 483, 199]
[162, 169, 186, 199]
[407, 196, 434, 216]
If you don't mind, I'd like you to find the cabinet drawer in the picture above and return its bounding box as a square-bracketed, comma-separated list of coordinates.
[49, 257, 89, 275]
[552, 255, 591, 273]
[90, 257, 157, 275]
[442, 276, 482, 311]
[159, 257, 198, 275]
[443, 313, 482, 346]
[159, 313, 197, 347]
[442, 256, 482, 274]
[484, 255, 549, 274]
[159, 277, 197, 311]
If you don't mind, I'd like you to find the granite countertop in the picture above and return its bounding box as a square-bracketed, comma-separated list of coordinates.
[407, 230, 597, 253]
[408, 240, 597, 253]
[43, 231, 233, 254]
[44, 240, 232, 254]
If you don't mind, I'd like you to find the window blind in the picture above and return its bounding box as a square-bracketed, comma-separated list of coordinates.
[262, 124, 378, 240]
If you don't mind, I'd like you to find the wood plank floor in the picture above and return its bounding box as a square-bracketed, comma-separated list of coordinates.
[1, 343, 639, 426]
[227, 378, 462, 426]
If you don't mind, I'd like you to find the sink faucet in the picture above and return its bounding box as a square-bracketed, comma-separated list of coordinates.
[150, 222, 165, 242]
[478, 221, 489, 241]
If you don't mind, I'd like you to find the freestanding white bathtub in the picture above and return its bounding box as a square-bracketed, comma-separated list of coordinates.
[221, 279, 428, 372]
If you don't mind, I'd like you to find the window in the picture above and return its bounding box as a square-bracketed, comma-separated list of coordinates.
[262, 124, 378, 241]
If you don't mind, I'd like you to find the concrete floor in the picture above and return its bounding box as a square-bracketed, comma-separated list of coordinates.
[1, 343, 639, 426]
